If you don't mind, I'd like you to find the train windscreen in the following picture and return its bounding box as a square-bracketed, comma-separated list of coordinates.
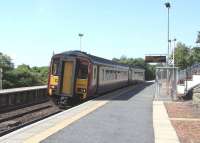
[52, 59, 60, 75]
[78, 64, 88, 79]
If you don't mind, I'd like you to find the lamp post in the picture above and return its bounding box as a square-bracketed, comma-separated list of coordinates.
[172, 38, 176, 68]
[165, 2, 171, 65]
[78, 33, 84, 51]
[172, 38, 177, 100]
[169, 39, 172, 64]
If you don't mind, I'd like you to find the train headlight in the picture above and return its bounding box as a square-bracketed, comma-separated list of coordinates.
[50, 85, 55, 89]
[77, 88, 86, 93]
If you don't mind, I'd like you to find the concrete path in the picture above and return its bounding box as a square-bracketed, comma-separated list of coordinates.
[153, 101, 180, 143]
[42, 83, 155, 143]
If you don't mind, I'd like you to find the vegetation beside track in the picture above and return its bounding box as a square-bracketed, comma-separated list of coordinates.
[0, 52, 48, 89]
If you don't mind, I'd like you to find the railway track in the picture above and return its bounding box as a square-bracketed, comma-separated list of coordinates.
[0, 86, 84, 136]
[0, 84, 142, 137]
[0, 100, 62, 136]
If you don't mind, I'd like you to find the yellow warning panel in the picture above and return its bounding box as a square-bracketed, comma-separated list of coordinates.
[76, 79, 88, 89]
[50, 75, 59, 86]
[62, 61, 74, 95]
[76, 79, 88, 99]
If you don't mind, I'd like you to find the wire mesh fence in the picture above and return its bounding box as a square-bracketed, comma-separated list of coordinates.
[155, 64, 200, 100]
[155, 67, 178, 101]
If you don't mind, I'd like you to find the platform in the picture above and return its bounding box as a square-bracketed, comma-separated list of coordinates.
[0, 82, 155, 143]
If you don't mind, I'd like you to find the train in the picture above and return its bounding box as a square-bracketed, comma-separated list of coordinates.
[48, 51, 145, 106]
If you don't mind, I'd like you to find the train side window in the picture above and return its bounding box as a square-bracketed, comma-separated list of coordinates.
[102, 69, 104, 81]
[93, 67, 97, 80]
[105, 70, 107, 80]
[111, 71, 113, 80]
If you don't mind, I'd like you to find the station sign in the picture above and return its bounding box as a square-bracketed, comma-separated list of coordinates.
[145, 56, 166, 63]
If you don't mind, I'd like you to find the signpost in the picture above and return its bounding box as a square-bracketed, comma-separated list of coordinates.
[145, 55, 166, 63]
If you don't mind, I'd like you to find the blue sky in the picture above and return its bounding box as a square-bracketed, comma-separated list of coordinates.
[0, 0, 199, 66]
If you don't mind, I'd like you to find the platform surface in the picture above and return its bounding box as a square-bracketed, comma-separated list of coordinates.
[0, 83, 155, 143]
[42, 83, 155, 143]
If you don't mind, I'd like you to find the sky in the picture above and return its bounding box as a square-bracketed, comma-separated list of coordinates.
[0, 0, 199, 67]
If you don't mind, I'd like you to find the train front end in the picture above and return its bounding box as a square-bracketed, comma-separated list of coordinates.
[48, 52, 90, 106]
[48, 57, 60, 97]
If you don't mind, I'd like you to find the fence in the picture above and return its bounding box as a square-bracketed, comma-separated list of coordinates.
[0, 86, 48, 112]
[155, 67, 178, 100]
[179, 63, 200, 82]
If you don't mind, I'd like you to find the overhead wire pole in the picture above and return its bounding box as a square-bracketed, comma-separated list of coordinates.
[169, 39, 172, 62]
[165, 2, 171, 65]
[165, 2, 171, 98]
[173, 38, 176, 69]
[172, 38, 177, 100]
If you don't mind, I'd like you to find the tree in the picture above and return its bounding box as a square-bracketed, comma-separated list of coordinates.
[191, 47, 200, 64]
[31, 66, 49, 84]
[0, 53, 49, 89]
[0, 53, 14, 71]
[196, 31, 200, 44]
[3, 64, 49, 88]
[145, 64, 156, 81]
[174, 42, 192, 69]
[0, 53, 14, 88]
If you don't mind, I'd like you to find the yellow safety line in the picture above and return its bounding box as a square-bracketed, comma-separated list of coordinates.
[24, 101, 108, 143]
[24, 85, 137, 143]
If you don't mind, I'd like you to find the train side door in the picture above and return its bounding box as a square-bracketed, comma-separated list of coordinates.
[92, 65, 98, 93]
[61, 60, 76, 97]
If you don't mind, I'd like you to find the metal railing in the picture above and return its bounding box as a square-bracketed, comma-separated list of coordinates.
[178, 63, 200, 84]
[0, 85, 48, 112]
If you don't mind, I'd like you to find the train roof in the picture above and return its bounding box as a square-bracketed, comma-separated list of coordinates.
[55, 50, 129, 68]
[54, 50, 145, 70]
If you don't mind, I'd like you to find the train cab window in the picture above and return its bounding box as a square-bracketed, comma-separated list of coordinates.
[52, 59, 60, 75]
[78, 64, 88, 79]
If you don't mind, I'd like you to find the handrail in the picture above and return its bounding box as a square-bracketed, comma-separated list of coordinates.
[0, 85, 47, 94]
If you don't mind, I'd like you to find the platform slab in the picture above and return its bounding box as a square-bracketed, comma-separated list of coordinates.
[0, 83, 155, 143]
[42, 83, 155, 143]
